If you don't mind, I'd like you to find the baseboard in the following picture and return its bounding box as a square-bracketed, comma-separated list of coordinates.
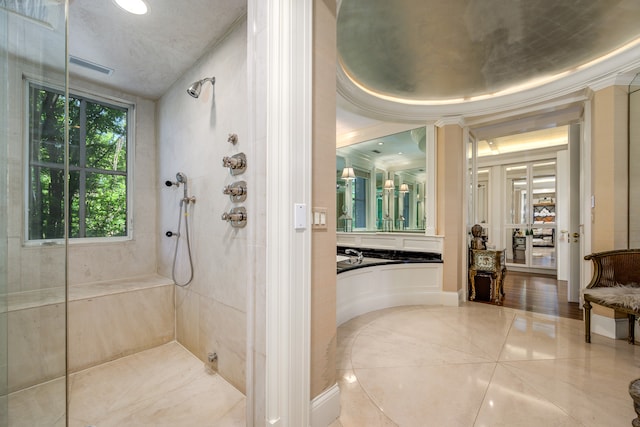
[591, 313, 630, 340]
[310, 383, 340, 427]
[440, 289, 463, 306]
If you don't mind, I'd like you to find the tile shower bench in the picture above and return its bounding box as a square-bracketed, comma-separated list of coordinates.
[7, 274, 174, 393]
[337, 246, 443, 326]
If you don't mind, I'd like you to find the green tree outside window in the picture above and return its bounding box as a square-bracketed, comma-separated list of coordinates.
[28, 83, 129, 240]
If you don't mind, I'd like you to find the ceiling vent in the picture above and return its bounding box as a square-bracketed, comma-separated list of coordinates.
[69, 56, 114, 76]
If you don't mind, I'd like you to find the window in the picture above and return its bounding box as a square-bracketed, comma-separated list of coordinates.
[27, 82, 129, 240]
[352, 176, 368, 228]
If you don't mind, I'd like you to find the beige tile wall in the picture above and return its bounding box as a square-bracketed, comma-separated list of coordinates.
[437, 124, 465, 295]
[67, 285, 174, 373]
[8, 284, 174, 393]
[591, 85, 629, 252]
[157, 18, 249, 393]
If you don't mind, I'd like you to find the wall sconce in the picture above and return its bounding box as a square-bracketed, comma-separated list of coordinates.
[384, 179, 395, 191]
[399, 183, 409, 193]
[341, 167, 356, 180]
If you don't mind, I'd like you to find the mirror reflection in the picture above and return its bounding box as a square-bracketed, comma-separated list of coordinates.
[336, 127, 427, 232]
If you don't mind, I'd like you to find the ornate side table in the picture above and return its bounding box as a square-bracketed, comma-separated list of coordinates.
[630, 379, 640, 427]
[469, 249, 506, 305]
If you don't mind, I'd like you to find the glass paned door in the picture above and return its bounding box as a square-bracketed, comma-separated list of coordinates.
[504, 161, 557, 270]
[530, 162, 557, 269]
[505, 165, 528, 264]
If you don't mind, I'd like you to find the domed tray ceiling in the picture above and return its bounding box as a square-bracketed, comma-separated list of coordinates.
[338, 0, 640, 102]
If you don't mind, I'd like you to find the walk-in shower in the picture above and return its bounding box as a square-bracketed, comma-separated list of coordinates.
[187, 76, 215, 98]
[165, 172, 196, 287]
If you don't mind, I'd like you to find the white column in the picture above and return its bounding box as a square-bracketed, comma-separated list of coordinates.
[253, 0, 313, 425]
[425, 124, 437, 235]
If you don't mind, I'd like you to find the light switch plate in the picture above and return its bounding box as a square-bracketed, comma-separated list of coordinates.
[312, 207, 328, 230]
[294, 203, 306, 230]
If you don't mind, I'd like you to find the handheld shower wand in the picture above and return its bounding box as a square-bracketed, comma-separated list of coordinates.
[165, 171, 195, 287]
[175, 172, 188, 200]
[165, 172, 195, 204]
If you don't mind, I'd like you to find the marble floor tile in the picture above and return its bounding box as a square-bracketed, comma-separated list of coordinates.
[474, 364, 580, 427]
[8, 378, 66, 427]
[68, 342, 245, 427]
[335, 369, 398, 427]
[355, 363, 495, 427]
[8, 342, 245, 426]
[336, 305, 639, 427]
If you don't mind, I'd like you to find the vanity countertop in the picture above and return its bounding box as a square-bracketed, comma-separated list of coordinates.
[337, 246, 442, 274]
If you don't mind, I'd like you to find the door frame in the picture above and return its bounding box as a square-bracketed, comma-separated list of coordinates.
[467, 104, 589, 292]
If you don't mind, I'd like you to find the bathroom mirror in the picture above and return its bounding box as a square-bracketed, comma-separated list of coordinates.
[336, 126, 428, 232]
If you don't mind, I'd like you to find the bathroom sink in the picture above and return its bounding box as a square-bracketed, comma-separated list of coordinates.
[337, 259, 360, 265]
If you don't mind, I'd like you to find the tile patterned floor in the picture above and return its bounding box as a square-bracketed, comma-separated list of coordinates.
[331, 304, 640, 427]
[9, 305, 640, 426]
[8, 342, 245, 427]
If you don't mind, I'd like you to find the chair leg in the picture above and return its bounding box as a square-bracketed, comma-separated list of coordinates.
[584, 300, 592, 343]
[629, 314, 636, 345]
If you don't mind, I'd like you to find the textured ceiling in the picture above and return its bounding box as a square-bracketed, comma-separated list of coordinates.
[69, 0, 247, 99]
[337, 0, 640, 102]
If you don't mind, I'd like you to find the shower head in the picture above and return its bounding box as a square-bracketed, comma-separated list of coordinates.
[176, 172, 187, 184]
[187, 77, 215, 98]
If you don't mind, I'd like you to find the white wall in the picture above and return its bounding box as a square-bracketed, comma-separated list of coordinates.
[156, 17, 249, 393]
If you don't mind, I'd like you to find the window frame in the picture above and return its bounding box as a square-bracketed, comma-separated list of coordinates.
[23, 78, 135, 245]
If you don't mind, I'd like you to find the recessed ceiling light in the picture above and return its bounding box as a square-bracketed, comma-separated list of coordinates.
[113, 0, 148, 15]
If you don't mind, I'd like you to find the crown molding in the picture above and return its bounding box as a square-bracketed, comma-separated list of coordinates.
[435, 116, 466, 128]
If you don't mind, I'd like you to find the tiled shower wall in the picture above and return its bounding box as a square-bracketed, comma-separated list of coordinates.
[157, 17, 249, 393]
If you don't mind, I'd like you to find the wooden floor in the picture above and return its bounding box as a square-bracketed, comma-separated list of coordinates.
[472, 271, 583, 321]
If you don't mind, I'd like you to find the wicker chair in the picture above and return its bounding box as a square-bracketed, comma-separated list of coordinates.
[583, 249, 640, 344]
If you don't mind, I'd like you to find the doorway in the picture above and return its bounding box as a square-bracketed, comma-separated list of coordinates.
[469, 122, 582, 313]
[504, 160, 557, 272]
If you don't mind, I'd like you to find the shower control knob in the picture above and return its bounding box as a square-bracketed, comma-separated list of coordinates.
[222, 153, 247, 176]
[165, 231, 179, 237]
[223, 185, 245, 196]
[222, 155, 245, 168]
[221, 211, 246, 222]
[221, 207, 247, 228]
[222, 181, 247, 202]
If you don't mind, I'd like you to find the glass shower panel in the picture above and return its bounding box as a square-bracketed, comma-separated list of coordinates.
[1, 1, 68, 425]
[1, 9, 8, 424]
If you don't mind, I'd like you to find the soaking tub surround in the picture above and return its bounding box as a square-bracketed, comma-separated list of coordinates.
[336, 246, 444, 325]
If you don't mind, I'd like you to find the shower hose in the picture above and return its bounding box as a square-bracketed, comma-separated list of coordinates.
[172, 199, 194, 287]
